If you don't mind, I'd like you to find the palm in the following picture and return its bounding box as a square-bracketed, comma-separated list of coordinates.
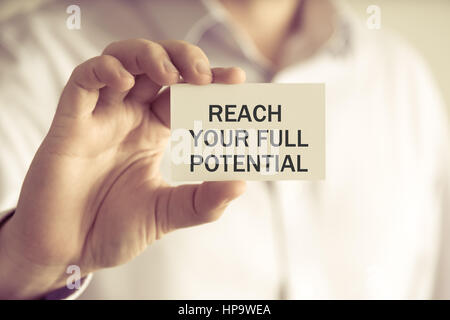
[77, 93, 171, 269]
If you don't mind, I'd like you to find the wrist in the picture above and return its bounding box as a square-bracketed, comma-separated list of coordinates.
[0, 216, 67, 299]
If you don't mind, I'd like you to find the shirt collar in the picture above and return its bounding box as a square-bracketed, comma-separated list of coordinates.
[141, 0, 354, 70]
[139, 0, 213, 41]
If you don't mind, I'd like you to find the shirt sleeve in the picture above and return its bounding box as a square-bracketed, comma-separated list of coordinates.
[407, 49, 450, 299]
[433, 155, 450, 299]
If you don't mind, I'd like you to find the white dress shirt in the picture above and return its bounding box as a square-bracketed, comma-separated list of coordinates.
[0, 0, 448, 299]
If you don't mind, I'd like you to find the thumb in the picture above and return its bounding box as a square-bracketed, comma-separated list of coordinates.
[156, 181, 246, 235]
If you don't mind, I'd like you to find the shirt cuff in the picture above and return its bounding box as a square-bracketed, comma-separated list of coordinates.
[44, 273, 93, 300]
[0, 208, 14, 226]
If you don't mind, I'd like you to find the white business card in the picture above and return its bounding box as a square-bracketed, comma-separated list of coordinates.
[170, 83, 325, 181]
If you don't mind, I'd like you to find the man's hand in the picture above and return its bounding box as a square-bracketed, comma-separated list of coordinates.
[0, 39, 246, 299]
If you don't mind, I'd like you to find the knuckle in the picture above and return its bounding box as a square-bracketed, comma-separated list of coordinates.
[139, 41, 161, 59]
[102, 40, 120, 54]
[135, 37, 152, 45]
[72, 59, 95, 80]
[70, 64, 91, 89]
[92, 56, 119, 79]
[178, 42, 204, 59]
[72, 63, 84, 76]
[96, 54, 117, 67]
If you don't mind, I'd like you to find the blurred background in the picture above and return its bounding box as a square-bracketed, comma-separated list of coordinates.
[346, 0, 450, 119]
[0, 0, 449, 114]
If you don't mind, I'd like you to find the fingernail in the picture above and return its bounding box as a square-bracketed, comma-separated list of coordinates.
[195, 60, 212, 77]
[163, 59, 178, 74]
